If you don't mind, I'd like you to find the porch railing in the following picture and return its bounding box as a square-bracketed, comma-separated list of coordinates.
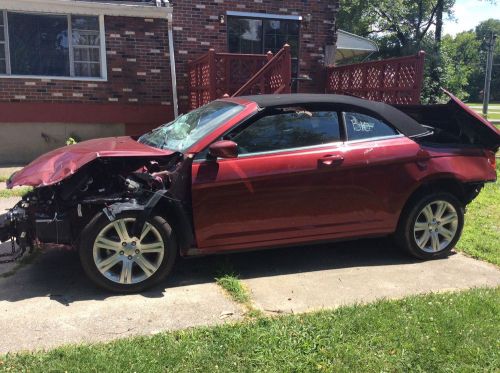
[188, 45, 292, 109]
[325, 51, 426, 105]
[188, 50, 267, 109]
[232, 44, 292, 97]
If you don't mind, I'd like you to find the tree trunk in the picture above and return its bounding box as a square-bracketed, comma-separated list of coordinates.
[429, 0, 444, 103]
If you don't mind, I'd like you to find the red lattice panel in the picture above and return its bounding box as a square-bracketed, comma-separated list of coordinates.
[325, 51, 425, 105]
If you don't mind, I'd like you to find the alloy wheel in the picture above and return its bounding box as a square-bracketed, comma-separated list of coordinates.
[413, 200, 459, 253]
[92, 218, 165, 284]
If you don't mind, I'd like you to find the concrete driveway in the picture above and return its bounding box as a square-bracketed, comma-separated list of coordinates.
[1, 227, 499, 354]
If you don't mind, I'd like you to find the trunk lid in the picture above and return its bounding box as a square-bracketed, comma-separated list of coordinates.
[8, 136, 173, 188]
[443, 89, 500, 151]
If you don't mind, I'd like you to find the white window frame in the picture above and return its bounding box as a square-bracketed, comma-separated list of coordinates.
[0, 11, 10, 74]
[0, 10, 107, 81]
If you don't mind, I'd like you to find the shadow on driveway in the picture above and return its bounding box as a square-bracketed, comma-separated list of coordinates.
[0, 237, 431, 305]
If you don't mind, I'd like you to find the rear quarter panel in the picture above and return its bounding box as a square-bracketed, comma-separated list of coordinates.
[421, 146, 497, 184]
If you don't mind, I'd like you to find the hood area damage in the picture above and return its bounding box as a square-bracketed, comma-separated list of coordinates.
[0, 146, 194, 263]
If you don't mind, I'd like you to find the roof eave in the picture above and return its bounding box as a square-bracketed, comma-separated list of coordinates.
[0, 0, 172, 19]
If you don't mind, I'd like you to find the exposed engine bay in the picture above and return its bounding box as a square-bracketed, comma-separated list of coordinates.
[0, 153, 194, 263]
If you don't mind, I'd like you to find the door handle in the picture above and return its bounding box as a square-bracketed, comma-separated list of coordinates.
[318, 154, 344, 167]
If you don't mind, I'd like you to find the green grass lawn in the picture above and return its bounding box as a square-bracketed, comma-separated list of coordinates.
[456, 163, 500, 266]
[486, 112, 500, 121]
[466, 103, 500, 121]
[0, 187, 32, 198]
[2, 288, 498, 372]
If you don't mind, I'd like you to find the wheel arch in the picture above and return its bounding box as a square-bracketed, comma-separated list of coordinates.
[396, 176, 476, 231]
[84, 192, 195, 257]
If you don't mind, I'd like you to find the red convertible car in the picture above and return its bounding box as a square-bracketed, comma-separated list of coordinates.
[1, 92, 498, 292]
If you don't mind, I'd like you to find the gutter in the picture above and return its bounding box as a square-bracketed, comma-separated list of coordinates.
[163, 1, 179, 118]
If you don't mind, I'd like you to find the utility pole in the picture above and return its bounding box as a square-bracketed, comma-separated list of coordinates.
[482, 32, 497, 117]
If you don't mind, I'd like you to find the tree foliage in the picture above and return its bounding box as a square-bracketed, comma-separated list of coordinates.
[338, 0, 499, 102]
[443, 19, 500, 101]
[338, 0, 455, 54]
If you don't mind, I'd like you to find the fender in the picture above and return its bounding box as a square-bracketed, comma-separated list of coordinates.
[102, 190, 195, 255]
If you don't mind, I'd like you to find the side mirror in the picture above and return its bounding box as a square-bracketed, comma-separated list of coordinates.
[208, 140, 238, 159]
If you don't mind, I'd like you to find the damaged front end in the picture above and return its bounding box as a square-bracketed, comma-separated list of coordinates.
[0, 203, 32, 263]
[0, 152, 194, 263]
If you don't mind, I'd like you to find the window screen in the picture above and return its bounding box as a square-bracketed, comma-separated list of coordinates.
[232, 111, 341, 154]
[8, 13, 70, 76]
[228, 18, 263, 55]
[343, 112, 398, 141]
[263, 19, 299, 57]
[2, 12, 102, 78]
[72, 16, 101, 77]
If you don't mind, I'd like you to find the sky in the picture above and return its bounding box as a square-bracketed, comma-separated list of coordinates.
[443, 0, 499, 36]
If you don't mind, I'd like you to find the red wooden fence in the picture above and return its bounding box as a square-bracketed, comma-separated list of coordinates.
[325, 51, 426, 104]
[188, 45, 292, 109]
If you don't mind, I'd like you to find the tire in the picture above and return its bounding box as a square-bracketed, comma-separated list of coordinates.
[396, 192, 464, 260]
[79, 212, 177, 293]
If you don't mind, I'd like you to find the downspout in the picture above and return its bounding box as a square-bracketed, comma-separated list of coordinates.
[161, 1, 179, 118]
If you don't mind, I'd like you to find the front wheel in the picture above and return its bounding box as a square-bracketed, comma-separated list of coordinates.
[79, 212, 177, 293]
[396, 193, 464, 260]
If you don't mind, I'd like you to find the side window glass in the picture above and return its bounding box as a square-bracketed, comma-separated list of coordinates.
[343, 112, 398, 141]
[231, 111, 340, 154]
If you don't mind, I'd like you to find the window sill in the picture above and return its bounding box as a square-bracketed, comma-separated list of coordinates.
[0, 74, 108, 82]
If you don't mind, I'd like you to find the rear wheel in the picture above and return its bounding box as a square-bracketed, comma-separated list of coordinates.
[80, 212, 177, 293]
[396, 193, 464, 259]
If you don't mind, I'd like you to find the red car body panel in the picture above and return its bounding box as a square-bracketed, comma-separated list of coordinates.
[8, 136, 173, 188]
[191, 134, 495, 253]
[3, 94, 498, 258]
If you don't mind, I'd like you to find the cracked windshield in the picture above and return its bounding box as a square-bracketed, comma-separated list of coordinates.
[138, 101, 244, 152]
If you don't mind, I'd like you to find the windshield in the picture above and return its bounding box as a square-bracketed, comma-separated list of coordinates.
[138, 101, 245, 152]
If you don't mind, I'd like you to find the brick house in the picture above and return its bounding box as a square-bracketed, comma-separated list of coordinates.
[0, 0, 340, 163]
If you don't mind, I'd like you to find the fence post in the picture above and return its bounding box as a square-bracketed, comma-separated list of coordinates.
[283, 44, 292, 93]
[414, 50, 426, 104]
[208, 49, 217, 102]
[258, 51, 272, 93]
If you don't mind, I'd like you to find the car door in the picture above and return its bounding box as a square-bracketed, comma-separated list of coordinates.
[339, 110, 423, 231]
[190, 108, 367, 252]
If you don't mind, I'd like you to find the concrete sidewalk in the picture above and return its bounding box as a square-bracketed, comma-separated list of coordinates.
[0, 249, 245, 353]
[245, 252, 500, 314]
[0, 236, 498, 353]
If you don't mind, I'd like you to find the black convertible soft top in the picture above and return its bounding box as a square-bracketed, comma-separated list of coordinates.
[239, 94, 430, 138]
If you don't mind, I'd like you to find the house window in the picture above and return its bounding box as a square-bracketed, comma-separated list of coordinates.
[0, 11, 105, 79]
[228, 18, 263, 54]
[227, 14, 300, 90]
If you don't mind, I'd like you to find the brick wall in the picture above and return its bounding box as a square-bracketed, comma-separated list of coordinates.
[0, 0, 339, 117]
